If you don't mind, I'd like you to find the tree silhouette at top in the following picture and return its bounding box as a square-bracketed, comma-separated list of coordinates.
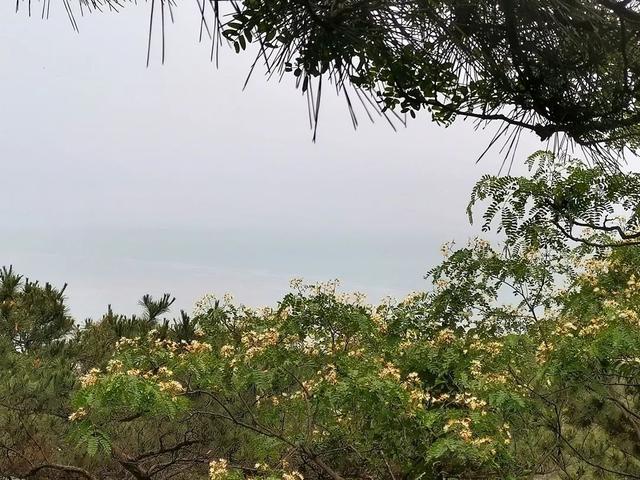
[16, 0, 640, 165]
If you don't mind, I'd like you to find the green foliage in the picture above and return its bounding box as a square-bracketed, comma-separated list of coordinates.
[3, 154, 640, 478]
[469, 151, 640, 249]
[216, 0, 640, 161]
[209, 0, 640, 154]
[63, 234, 640, 479]
[0, 266, 73, 352]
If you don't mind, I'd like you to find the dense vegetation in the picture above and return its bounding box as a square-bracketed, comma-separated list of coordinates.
[3, 154, 640, 479]
[10, 2, 640, 478]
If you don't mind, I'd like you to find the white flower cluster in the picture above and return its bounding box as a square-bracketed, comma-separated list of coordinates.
[79, 368, 101, 388]
[241, 328, 279, 359]
[158, 380, 185, 397]
[208, 459, 229, 480]
[282, 471, 304, 480]
[68, 407, 87, 422]
[378, 362, 401, 382]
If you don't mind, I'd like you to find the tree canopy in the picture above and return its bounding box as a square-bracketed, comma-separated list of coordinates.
[3, 155, 640, 479]
[17, 0, 640, 163]
[9, 3, 640, 478]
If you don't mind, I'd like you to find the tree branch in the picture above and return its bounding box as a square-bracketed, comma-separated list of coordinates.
[24, 463, 99, 480]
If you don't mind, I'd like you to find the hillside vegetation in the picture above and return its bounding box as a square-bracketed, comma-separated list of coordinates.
[3, 154, 640, 479]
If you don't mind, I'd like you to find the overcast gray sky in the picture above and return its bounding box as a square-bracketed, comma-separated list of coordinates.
[0, 2, 541, 320]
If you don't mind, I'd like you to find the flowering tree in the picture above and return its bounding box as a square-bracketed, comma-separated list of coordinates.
[69, 279, 518, 479]
[64, 239, 640, 478]
[3, 153, 640, 479]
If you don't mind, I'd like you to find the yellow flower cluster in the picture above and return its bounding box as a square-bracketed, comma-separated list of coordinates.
[469, 359, 482, 377]
[471, 436, 492, 446]
[483, 373, 508, 384]
[220, 344, 235, 358]
[208, 459, 229, 480]
[523, 247, 542, 262]
[335, 291, 368, 307]
[346, 347, 365, 358]
[401, 291, 424, 306]
[279, 305, 294, 320]
[153, 338, 180, 356]
[242, 329, 279, 359]
[401, 371, 427, 412]
[444, 417, 503, 451]
[301, 378, 318, 394]
[287, 390, 307, 401]
[405, 371, 420, 384]
[120, 364, 178, 382]
[453, 393, 487, 412]
[147, 328, 160, 338]
[406, 389, 428, 412]
[79, 368, 101, 388]
[553, 321, 578, 337]
[618, 309, 639, 322]
[378, 362, 401, 382]
[471, 238, 491, 251]
[370, 310, 388, 333]
[469, 337, 502, 356]
[282, 471, 304, 480]
[443, 417, 473, 441]
[286, 334, 321, 356]
[621, 357, 640, 365]
[428, 390, 489, 414]
[321, 364, 339, 385]
[68, 407, 87, 422]
[536, 342, 554, 363]
[580, 257, 612, 276]
[185, 340, 213, 354]
[158, 380, 185, 397]
[579, 317, 607, 336]
[115, 337, 139, 350]
[433, 328, 456, 345]
[429, 392, 451, 403]
[106, 359, 124, 373]
[501, 423, 512, 444]
[287, 278, 342, 296]
[254, 463, 269, 472]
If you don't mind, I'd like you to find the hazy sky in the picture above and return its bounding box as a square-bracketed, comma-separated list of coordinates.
[1, 2, 541, 320]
